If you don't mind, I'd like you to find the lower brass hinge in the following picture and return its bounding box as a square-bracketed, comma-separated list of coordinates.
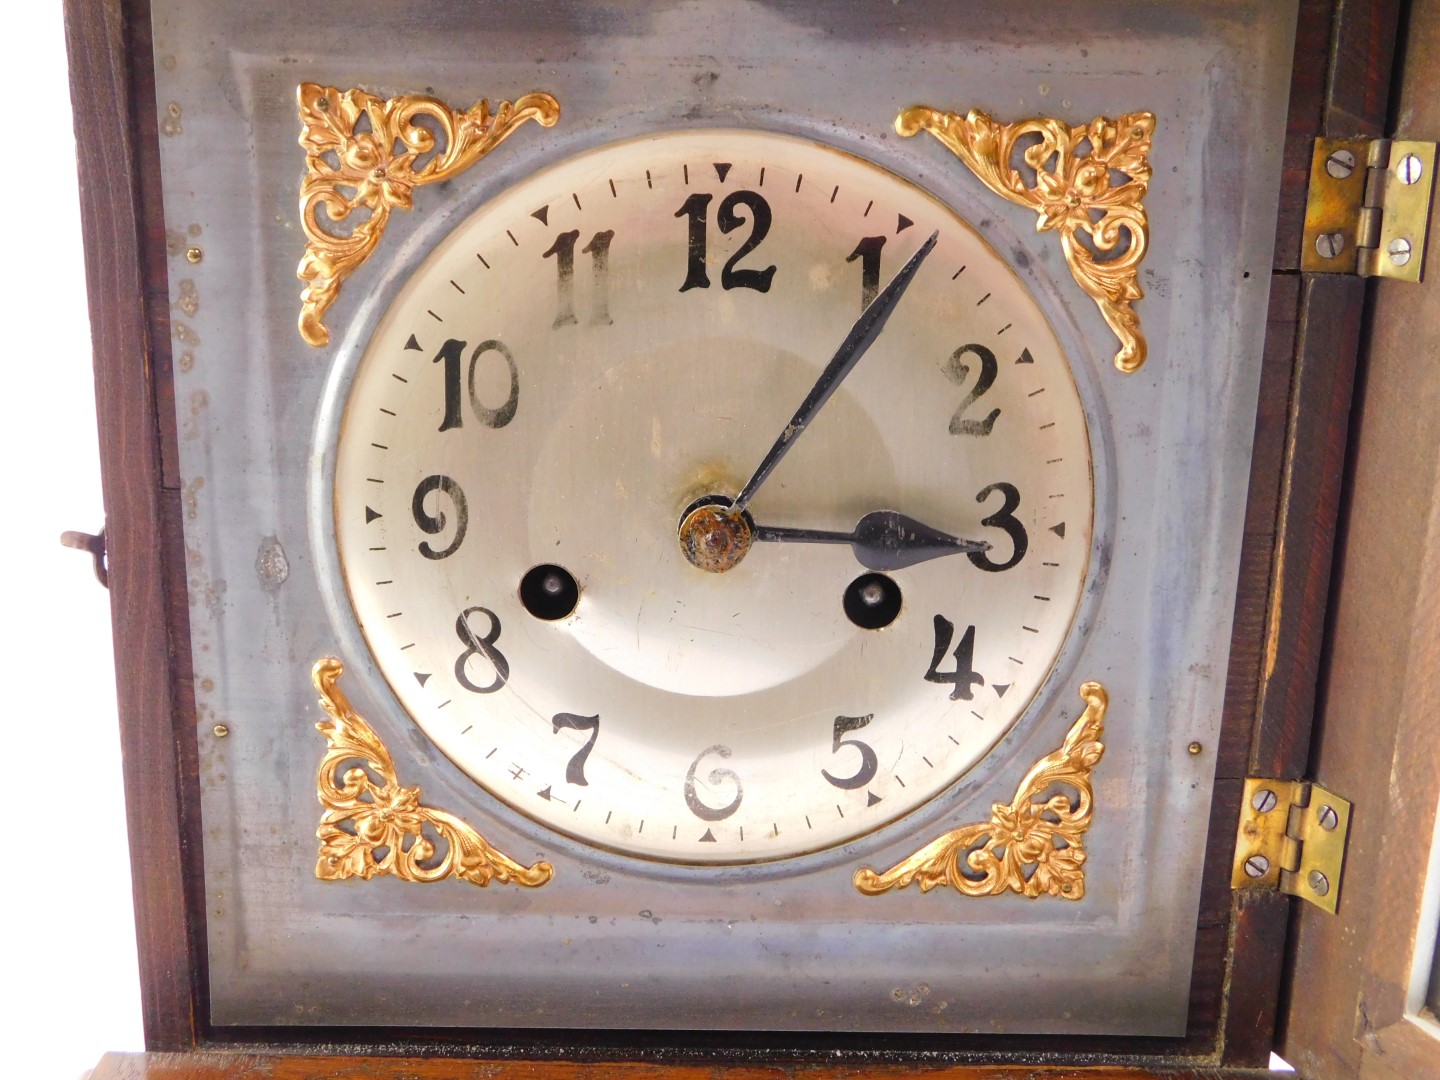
[1232, 778, 1351, 914]
[1302, 137, 1435, 282]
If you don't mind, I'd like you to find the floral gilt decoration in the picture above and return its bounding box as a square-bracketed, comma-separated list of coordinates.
[854, 682, 1108, 900]
[296, 82, 560, 347]
[312, 657, 553, 889]
[896, 106, 1154, 372]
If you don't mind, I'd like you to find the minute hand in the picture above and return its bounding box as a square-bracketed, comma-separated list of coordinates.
[753, 510, 989, 572]
[729, 229, 940, 515]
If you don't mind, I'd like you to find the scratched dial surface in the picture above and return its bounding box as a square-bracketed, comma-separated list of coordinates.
[333, 129, 1093, 863]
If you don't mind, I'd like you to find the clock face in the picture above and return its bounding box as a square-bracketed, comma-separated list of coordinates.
[333, 129, 1093, 864]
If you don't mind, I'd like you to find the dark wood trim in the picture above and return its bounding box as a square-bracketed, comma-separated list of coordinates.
[1213, 0, 1405, 1066]
[64, 0, 202, 1050]
[86, 1051, 1282, 1080]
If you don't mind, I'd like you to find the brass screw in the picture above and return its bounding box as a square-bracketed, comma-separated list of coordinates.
[1388, 237, 1413, 267]
[1187, 741, 1202, 755]
[1325, 149, 1356, 179]
[186, 246, 203, 264]
[1315, 232, 1346, 259]
[1317, 804, 1339, 831]
[1308, 869, 1330, 897]
[213, 723, 230, 738]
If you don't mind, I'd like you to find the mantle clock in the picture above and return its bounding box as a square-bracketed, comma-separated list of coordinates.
[64, 0, 1440, 1077]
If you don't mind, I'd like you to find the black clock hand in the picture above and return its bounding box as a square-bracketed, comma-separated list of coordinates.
[753, 510, 989, 571]
[728, 229, 940, 515]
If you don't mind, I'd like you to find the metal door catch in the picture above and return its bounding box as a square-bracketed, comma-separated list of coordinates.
[1303, 138, 1435, 282]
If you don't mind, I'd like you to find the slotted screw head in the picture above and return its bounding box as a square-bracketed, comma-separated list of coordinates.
[1398, 153, 1424, 185]
[1308, 870, 1330, 896]
[1252, 788, 1279, 814]
[1389, 237, 1413, 266]
[1317, 804, 1339, 831]
[1315, 232, 1346, 259]
[1244, 855, 1271, 878]
[1326, 149, 1356, 179]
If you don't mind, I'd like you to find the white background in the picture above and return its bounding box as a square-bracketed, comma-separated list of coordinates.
[4, 5, 145, 1076]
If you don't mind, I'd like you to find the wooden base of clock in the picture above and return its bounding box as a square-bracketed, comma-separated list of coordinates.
[66, 0, 1416, 1071]
[86, 1054, 1275, 1080]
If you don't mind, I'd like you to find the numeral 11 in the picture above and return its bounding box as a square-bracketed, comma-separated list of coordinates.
[542, 229, 615, 328]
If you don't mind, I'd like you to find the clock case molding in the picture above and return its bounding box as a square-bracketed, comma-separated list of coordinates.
[64, 0, 1412, 1071]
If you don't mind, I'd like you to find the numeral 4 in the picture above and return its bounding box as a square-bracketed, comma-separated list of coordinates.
[925, 615, 985, 701]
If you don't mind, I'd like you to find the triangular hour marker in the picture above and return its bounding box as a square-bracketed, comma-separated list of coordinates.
[404, 334, 422, 351]
[866, 791, 882, 807]
[537, 786, 553, 801]
[713, 163, 732, 182]
[365, 506, 381, 524]
[1050, 522, 1067, 538]
[531, 205, 549, 226]
[698, 828, 717, 842]
[993, 683, 1011, 698]
[897, 213, 914, 233]
[413, 672, 431, 687]
[1017, 347, 1035, 364]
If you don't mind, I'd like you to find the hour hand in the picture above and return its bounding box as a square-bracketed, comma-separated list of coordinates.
[753, 510, 989, 571]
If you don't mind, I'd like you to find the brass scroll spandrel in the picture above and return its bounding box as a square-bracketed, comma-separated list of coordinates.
[896, 106, 1154, 373]
[296, 83, 560, 347]
[854, 681, 1107, 900]
[311, 658, 553, 889]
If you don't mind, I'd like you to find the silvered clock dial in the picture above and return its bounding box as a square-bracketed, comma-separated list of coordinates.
[333, 129, 1093, 863]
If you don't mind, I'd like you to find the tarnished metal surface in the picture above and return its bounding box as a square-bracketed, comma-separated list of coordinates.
[147, 0, 1297, 1036]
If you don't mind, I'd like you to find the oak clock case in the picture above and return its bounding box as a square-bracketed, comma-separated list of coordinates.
[146, 0, 1297, 1041]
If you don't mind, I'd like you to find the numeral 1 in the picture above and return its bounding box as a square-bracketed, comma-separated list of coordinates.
[846, 235, 886, 310]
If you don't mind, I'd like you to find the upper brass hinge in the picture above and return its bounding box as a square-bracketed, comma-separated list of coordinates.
[1302, 138, 1435, 282]
[1232, 778, 1351, 913]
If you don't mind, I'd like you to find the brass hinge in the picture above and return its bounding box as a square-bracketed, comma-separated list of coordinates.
[1302, 138, 1435, 282]
[1232, 778, 1351, 913]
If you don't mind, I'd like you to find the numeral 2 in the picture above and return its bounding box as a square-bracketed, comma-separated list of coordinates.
[942, 343, 1000, 435]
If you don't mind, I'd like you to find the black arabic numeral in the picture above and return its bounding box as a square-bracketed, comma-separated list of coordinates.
[684, 744, 743, 821]
[411, 474, 468, 560]
[675, 190, 775, 293]
[543, 229, 614, 327]
[942, 343, 1001, 435]
[846, 235, 886, 310]
[433, 338, 465, 431]
[966, 482, 1029, 572]
[540, 229, 581, 327]
[453, 606, 510, 694]
[716, 190, 776, 292]
[433, 338, 519, 431]
[925, 615, 985, 701]
[581, 229, 615, 325]
[552, 713, 600, 786]
[821, 714, 878, 790]
[675, 192, 712, 291]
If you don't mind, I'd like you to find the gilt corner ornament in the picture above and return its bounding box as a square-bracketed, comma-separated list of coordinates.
[897, 106, 1154, 373]
[311, 657, 553, 889]
[296, 82, 560, 348]
[854, 681, 1108, 900]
